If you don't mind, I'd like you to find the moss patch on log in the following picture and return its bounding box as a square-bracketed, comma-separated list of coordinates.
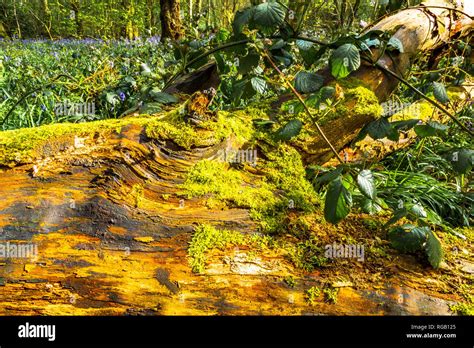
[181, 143, 320, 233]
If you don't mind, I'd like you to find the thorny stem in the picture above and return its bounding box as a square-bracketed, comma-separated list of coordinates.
[368, 57, 474, 137]
[262, 50, 344, 164]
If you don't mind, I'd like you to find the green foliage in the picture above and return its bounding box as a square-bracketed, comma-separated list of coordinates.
[357, 170, 376, 200]
[388, 225, 444, 269]
[324, 176, 353, 224]
[323, 287, 339, 304]
[276, 119, 303, 141]
[387, 37, 404, 53]
[284, 276, 297, 288]
[329, 44, 361, 79]
[432, 82, 449, 104]
[294, 71, 324, 94]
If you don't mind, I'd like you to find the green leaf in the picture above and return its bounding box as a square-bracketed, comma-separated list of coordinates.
[140, 102, 162, 114]
[314, 166, 344, 187]
[106, 92, 119, 105]
[140, 63, 152, 76]
[296, 39, 314, 51]
[324, 176, 352, 224]
[294, 71, 324, 94]
[361, 38, 381, 51]
[252, 1, 286, 29]
[270, 39, 286, 50]
[432, 82, 449, 104]
[330, 44, 361, 79]
[231, 79, 255, 105]
[425, 230, 443, 269]
[250, 76, 267, 94]
[238, 52, 260, 75]
[448, 148, 473, 174]
[414, 121, 448, 138]
[361, 197, 383, 214]
[357, 169, 376, 199]
[320, 86, 336, 101]
[391, 119, 420, 131]
[253, 118, 275, 128]
[149, 89, 179, 104]
[410, 203, 427, 218]
[387, 37, 404, 53]
[232, 7, 254, 34]
[388, 225, 428, 253]
[366, 117, 392, 139]
[276, 119, 303, 141]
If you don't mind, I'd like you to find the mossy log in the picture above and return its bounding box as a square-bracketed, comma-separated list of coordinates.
[0, 0, 472, 315]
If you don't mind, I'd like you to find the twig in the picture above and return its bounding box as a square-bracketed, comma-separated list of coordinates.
[369, 58, 473, 136]
[263, 50, 344, 163]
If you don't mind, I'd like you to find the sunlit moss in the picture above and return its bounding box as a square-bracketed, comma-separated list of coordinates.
[181, 143, 320, 233]
[449, 303, 474, 316]
[390, 101, 434, 121]
[0, 116, 152, 167]
[188, 224, 246, 273]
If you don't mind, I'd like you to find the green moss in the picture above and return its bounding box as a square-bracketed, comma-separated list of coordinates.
[284, 275, 297, 288]
[323, 287, 339, 304]
[0, 106, 257, 167]
[345, 86, 383, 119]
[263, 144, 320, 213]
[146, 109, 255, 150]
[0, 116, 152, 167]
[188, 224, 246, 273]
[180, 160, 277, 211]
[305, 286, 321, 304]
[449, 303, 474, 316]
[181, 143, 320, 234]
[145, 118, 200, 150]
[390, 101, 434, 121]
[287, 237, 328, 272]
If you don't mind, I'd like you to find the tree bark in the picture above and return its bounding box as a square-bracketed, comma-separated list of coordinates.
[160, 0, 183, 40]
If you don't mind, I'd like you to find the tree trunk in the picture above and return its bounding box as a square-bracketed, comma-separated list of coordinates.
[0, 0, 472, 315]
[160, 0, 183, 40]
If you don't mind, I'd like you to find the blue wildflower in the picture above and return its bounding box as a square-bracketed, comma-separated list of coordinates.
[119, 92, 126, 102]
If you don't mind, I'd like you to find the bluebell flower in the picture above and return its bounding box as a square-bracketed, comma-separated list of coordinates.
[41, 104, 46, 111]
[119, 92, 126, 102]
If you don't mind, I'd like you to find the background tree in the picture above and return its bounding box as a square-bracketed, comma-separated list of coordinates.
[160, 0, 183, 40]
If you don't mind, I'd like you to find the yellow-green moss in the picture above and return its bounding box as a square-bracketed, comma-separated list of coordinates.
[145, 109, 255, 150]
[449, 303, 474, 316]
[277, 79, 382, 129]
[262, 143, 320, 212]
[345, 86, 383, 119]
[181, 143, 320, 233]
[188, 224, 278, 273]
[305, 286, 321, 304]
[180, 160, 277, 211]
[390, 101, 434, 121]
[0, 116, 153, 167]
[188, 224, 246, 273]
[0, 106, 257, 167]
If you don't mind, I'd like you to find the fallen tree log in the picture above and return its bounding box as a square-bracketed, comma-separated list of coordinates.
[0, 0, 472, 315]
